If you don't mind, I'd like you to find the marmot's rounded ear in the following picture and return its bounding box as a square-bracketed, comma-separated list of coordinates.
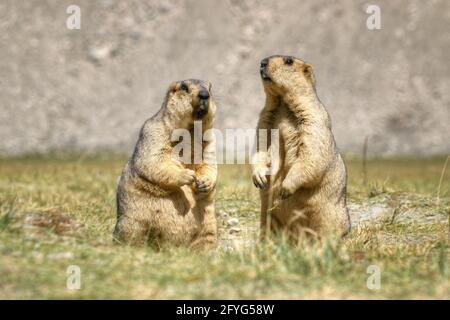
[303, 63, 315, 86]
[303, 63, 313, 77]
[169, 82, 178, 93]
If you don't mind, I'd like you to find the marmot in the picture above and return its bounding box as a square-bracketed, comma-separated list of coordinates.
[252, 55, 350, 242]
[113, 79, 218, 249]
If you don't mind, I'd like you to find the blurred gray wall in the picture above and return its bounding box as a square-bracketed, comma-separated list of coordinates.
[1, 0, 449, 156]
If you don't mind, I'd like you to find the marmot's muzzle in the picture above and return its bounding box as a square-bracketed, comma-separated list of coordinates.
[198, 89, 210, 100]
[194, 88, 210, 119]
[194, 99, 209, 120]
[260, 63, 271, 81]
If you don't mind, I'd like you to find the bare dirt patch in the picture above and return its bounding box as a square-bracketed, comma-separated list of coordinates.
[24, 209, 84, 237]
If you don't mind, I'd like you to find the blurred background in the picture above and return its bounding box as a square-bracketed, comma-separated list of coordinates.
[1, 0, 449, 156]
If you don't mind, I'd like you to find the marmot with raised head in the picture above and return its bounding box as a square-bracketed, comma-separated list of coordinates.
[114, 79, 218, 249]
[252, 55, 350, 242]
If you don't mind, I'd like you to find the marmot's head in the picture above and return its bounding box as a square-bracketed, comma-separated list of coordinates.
[166, 79, 215, 125]
[260, 55, 315, 96]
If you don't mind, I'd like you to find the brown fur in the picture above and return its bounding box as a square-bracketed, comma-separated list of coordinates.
[252, 55, 350, 243]
[113, 79, 218, 249]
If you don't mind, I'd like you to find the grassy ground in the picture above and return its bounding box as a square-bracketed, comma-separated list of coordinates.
[0, 154, 449, 299]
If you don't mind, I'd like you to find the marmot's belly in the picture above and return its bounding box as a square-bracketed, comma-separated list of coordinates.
[124, 180, 203, 231]
[153, 186, 214, 245]
[151, 185, 198, 220]
[268, 162, 322, 227]
[273, 109, 302, 169]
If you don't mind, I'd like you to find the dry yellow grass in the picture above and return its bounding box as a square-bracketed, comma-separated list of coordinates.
[0, 155, 449, 299]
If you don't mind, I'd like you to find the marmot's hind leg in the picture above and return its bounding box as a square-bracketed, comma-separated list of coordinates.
[189, 196, 217, 250]
[308, 205, 350, 238]
[113, 215, 150, 246]
[260, 174, 281, 242]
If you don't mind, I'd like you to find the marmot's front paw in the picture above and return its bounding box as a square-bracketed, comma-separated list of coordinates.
[178, 169, 196, 186]
[252, 167, 269, 189]
[279, 180, 296, 200]
[194, 177, 215, 194]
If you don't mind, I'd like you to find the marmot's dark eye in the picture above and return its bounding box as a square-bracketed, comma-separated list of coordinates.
[180, 83, 189, 92]
[285, 57, 294, 65]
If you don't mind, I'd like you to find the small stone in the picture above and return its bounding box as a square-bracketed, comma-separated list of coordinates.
[48, 252, 74, 260]
[227, 218, 239, 226]
[229, 227, 241, 234]
[87, 45, 114, 62]
[219, 211, 228, 219]
[31, 251, 45, 261]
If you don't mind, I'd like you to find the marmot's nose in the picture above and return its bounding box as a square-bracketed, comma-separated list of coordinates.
[260, 58, 269, 69]
[198, 90, 209, 100]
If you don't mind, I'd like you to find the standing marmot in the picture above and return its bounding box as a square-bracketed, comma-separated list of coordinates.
[113, 79, 218, 249]
[252, 55, 350, 242]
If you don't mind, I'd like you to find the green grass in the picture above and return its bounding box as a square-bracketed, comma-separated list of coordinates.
[0, 154, 449, 299]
